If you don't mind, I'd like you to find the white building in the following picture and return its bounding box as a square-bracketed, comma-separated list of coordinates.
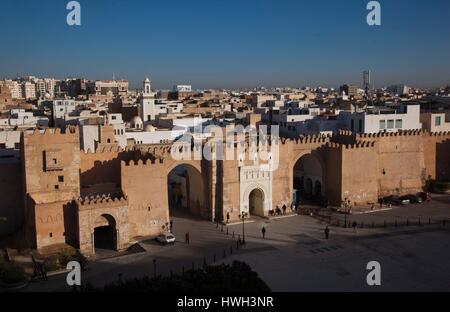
[50, 99, 77, 128]
[107, 113, 126, 148]
[0, 131, 21, 161]
[126, 128, 186, 145]
[420, 112, 450, 132]
[139, 78, 185, 121]
[338, 104, 421, 134]
[173, 85, 192, 92]
[0, 109, 49, 129]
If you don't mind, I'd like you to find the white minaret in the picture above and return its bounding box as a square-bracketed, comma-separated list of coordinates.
[140, 77, 156, 122]
[143, 77, 151, 95]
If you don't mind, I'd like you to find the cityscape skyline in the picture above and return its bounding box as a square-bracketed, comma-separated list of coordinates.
[1, 0, 450, 89]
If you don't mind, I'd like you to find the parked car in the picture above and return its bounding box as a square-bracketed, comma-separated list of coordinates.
[155, 233, 176, 245]
[400, 194, 423, 204]
[383, 196, 402, 206]
[417, 192, 431, 202]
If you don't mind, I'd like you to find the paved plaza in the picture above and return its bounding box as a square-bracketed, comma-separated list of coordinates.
[23, 195, 450, 292]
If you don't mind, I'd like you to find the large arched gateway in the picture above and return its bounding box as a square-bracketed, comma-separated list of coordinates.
[93, 214, 117, 252]
[167, 164, 206, 219]
[292, 153, 325, 205]
[249, 188, 265, 217]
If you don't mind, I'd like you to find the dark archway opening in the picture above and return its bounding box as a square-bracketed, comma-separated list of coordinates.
[167, 164, 205, 220]
[94, 226, 115, 250]
[293, 154, 326, 207]
[93, 214, 117, 253]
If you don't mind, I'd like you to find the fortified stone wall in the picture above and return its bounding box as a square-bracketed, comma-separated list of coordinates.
[21, 127, 80, 249]
[421, 131, 450, 180]
[80, 147, 138, 187]
[76, 194, 129, 255]
[340, 141, 379, 205]
[7, 126, 448, 253]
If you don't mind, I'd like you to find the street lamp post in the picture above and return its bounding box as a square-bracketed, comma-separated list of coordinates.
[240, 212, 248, 244]
[343, 201, 348, 227]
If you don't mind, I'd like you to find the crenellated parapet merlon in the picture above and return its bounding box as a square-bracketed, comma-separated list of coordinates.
[344, 140, 377, 149]
[25, 126, 78, 136]
[281, 134, 330, 145]
[357, 129, 424, 139]
[122, 158, 165, 167]
[336, 130, 354, 136]
[324, 140, 376, 150]
[427, 131, 450, 137]
[83, 145, 134, 154]
[77, 194, 128, 209]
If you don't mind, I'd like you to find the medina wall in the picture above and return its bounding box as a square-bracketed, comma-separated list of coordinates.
[421, 132, 450, 181]
[340, 141, 379, 205]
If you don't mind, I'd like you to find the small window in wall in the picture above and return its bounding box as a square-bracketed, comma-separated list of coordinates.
[54, 185, 59, 190]
[58, 175, 64, 182]
[379, 120, 386, 130]
[387, 120, 394, 129]
[435, 116, 441, 126]
[49, 232, 53, 238]
[395, 119, 403, 129]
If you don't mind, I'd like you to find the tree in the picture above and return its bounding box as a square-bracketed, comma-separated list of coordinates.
[83, 261, 270, 292]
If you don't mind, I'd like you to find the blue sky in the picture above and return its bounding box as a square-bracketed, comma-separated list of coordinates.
[1, 0, 449, 89]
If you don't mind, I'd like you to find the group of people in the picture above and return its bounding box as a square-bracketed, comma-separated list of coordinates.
[269, 203, 292, 216]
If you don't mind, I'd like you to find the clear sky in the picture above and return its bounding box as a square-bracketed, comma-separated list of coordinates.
[1, 0, 449, 89]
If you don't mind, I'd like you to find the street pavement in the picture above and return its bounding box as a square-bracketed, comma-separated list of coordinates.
[22, 196, 450, 292]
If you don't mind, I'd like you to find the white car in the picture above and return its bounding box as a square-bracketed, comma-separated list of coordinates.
[156, 233, 176, 245]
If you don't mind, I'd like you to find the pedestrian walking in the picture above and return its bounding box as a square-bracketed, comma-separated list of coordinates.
[261, 226, 266, 239]
[352, 221, 357, 233]
[185, 232, 190, 244]
[282, 204, 287, 215]
[324, 226, 330, 239]
[170, 220, 173, 232]
[226, 212, 230, 223]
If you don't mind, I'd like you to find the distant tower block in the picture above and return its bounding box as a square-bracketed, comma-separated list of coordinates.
[363, 70, 372, 101]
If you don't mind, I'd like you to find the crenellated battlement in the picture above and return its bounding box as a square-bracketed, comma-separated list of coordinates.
[324, 140, 376, 150]
[77, 193, 128, 208]
[281, 134, 330, 145]
[122, 157, 165, 167]
[337, 130, 353, 136]
[427, 131, 450, 137]
[25, 126, 78, 136]
[84, 145, 134, 154]
[357, 129, 423, 139]
[343, 140, 377, 149]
